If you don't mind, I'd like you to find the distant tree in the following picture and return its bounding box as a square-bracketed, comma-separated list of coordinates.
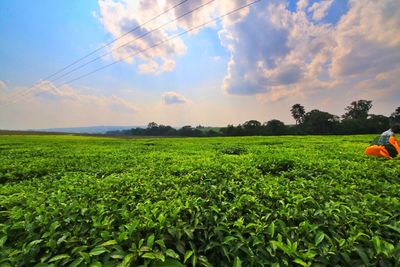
[265, 119, 287, 135]
[243, 120, 262, 129]
[366, 114, 390, 133]
[291, 104, 306, 124]
[390, 106, 400, 122]
[221, 124, 235, 136]
[242, 120, 262, 135]
[206, 129, 220, 137]
[147, 122, 158, 129]
[342, 100, 372, 120]
[302, 109, 340, 134]
[178, 125, 202, 137]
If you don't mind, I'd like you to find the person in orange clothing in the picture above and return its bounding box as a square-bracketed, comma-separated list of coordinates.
[365, 124, 400, 159]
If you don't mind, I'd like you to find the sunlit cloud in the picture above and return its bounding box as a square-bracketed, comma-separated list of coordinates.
[0, 80, 7, 91]
[95, 0, 255, 74]
[161, 91, 190, 105]
[0, 81, 139, 129]
[308, 0, 334, 21]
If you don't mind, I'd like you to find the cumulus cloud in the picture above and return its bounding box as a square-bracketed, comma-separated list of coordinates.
[297, 0, 309, 12]
[1, 81, 137, 114]
[0, 81, 142, 129]
[217, 0, 400, 107]
[330, 0, 400, 78]
[0, 80, 7, 91]
[94, 0, 400, 108]
[308, 0, 334, 21]
[95, 0, 254, 74]
[162, 91, 189, 105]
[221, 1, 334, 96]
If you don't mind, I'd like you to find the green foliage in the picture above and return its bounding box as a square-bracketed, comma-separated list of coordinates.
[0, 135, 399, 266]
[342, 100, 373, 120]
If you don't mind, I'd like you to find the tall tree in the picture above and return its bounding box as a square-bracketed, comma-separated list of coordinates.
[265, 119, 287, 135]
[147, 122, 158, 129]
[243, 120, 262, 129]
[342, 100, 372, 120]
[291, 104, 306, 124]
[301, 109, 340, 134]
[390, 106, 400, 122]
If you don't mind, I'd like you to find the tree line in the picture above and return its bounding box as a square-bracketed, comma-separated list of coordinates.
[107, 100, 400, 137]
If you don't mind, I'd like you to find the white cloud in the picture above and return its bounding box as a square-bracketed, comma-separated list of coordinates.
[0, 80, 7, 91]
[308, 0, 334, 21]
[85, 0, 400, 126]
[297, 0, 309, 12]
[0, 81, 139, 129]
[220, 1, 335, 97]
[162, 91, 190, 105]
[95, 0, 255, 74]
[330, 0, 400, 78]
[215, 0, 400, 111]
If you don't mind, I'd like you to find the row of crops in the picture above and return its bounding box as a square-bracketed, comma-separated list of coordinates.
[0, 135, 399, 266]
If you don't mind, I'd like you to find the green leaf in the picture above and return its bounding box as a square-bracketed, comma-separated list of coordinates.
[233, 256, 242, 267]
[165, 249, 180, 260]
[72, 245, 88, 255]
[191, 255, 197, 267]
[111, 251, 125, 259]
[355, 247, 370, 266]
[184, 250, 193, 263]
[139, 246, 151, 252]
[0, 236, 7, 248]
[293, 258, 310, 267]
[156, 239, 166, 250]
[142, 252, 164, 261]
[49, 254, 70, 263]
[89, 246, 108, 256]
[223, 236, 237, 244]
[153, 259, 185, 267]
[268, 222, 275, 238]
[183, 227, 194, 239]
[117, 253, 134, 267]
[314, 232, 325, 246]
[90, 261, 102, 267]
[101, 240, 117, 247]
[28, 239, 43, 248]
[198, 256, 212, 267]
[372, 236, 381, 254]
[147, 234, 155, 248]
[384, 224, 400, 234]
[69, 258, 83, 267]
[79, 252, 90, 263]
[142, 252, 157, 259]
[340, 252, 351, 264]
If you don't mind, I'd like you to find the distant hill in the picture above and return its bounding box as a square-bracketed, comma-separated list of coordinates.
[36, 126, 143, 134]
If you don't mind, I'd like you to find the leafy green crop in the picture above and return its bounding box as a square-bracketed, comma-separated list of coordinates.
[0, 135, 399, 266]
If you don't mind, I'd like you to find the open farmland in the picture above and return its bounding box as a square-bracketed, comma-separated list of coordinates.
[0, 135, 399, 266]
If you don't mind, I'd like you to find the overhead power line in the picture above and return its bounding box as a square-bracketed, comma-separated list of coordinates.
[0, 0, 190, 105]
[62, 0, 262, 85]
[2, 0, 218, 105]
[2, 0, 262, 106]
[45, 0, 190, 81]
[50, 0, 217, 83]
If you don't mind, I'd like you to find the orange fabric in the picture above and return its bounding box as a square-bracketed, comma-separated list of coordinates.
[365, 145, 391, 159]
[364, 135, 400, 159]
[389, 136, 400, 154]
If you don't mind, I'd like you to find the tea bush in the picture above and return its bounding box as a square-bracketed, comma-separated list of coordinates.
[0, 135, 399, 266]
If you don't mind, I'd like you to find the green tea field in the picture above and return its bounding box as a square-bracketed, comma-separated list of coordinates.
[0, 135, 399, 266]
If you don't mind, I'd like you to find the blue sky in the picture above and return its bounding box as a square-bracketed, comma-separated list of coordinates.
[0, 0, 399, 129]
